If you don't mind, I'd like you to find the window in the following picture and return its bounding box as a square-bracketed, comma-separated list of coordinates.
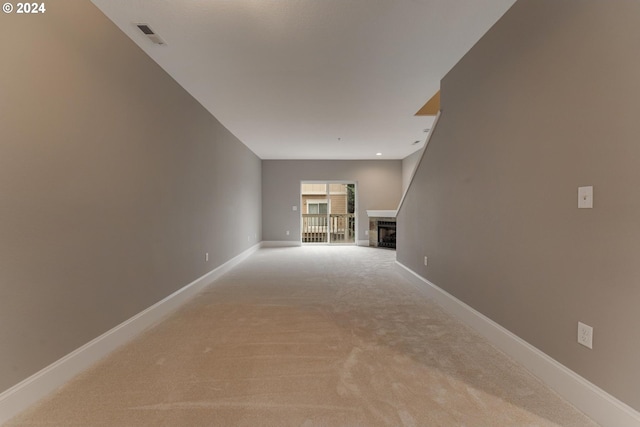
[307, 200, 327, 215]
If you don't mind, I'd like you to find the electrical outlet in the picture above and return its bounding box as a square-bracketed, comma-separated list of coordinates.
[577, 322, 593, 349]
[205, 252, 209, 262]
[424, 256, 428, 266]
[286, 230, 290, 236]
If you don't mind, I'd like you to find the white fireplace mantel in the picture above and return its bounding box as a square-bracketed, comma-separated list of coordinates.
[366, 210, 397, 218]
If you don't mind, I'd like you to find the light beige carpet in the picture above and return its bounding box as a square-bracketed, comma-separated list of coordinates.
[7, 246, 598, 426]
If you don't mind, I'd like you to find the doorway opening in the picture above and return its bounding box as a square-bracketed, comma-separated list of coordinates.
[301, 182, 356, 244]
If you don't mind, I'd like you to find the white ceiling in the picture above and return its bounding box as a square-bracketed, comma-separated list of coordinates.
[90, 0, 515, 160]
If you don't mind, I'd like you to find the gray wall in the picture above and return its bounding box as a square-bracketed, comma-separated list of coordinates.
[397, 0, 640, 411]
[0, 1, 261, 392]
[402, 149, 423, 193]
[262, 160, 402, 242]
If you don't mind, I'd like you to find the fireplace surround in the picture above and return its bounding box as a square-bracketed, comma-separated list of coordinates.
[366, 210, 397, 249]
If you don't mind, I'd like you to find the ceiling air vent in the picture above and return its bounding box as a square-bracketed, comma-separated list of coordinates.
[136, 24, 165, 45]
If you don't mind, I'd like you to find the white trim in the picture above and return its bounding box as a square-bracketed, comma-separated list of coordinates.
[366, 210, 397, 218]
[0, 243, 261, 425]
[261, 240, 302, 247]
[357, 240, 370, 247]
[395, 260, 640, 427]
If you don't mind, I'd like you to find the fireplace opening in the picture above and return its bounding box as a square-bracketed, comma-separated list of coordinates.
[377, 221, 396, 249]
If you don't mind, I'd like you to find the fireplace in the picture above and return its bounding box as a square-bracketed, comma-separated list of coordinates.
[366, 210, 397, 249]
[377, 221, 396, 249]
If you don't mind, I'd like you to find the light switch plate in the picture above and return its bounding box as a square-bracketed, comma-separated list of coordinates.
[578, 186, 593, 209]
[292, 205, 298, 211]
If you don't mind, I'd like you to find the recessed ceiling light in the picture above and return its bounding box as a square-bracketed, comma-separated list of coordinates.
[376, 152, 382, 156]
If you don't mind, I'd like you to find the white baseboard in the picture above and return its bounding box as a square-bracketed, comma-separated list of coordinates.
[262, 241, 369, 247]
[261, 240, 302, 247]
[0, 243, 261, 425]
[395, 261, 640, 427]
